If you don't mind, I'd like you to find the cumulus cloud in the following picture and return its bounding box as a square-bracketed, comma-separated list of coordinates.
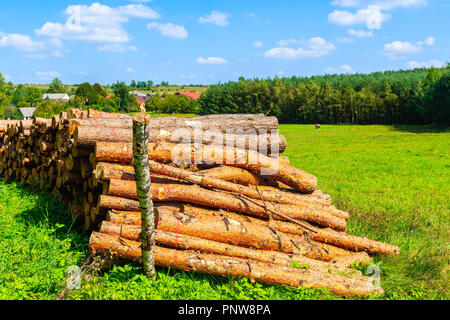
[417, 36, 435, 46]
[348, 29, 374, 37]
[180, 75, 195, 79]
[264, 37, 335, 59]
[336, 37, 356, 43]
[119, 4, 159, 18]
[0, 33, 45, 51]
[147, 22, 188, 39]
[331, 0, 427, 10]
[125, 67, 135, 72]
[35, 3, 159, 43]
[196, 57, 227, 64]
[36, 71, 62, 79]
[325, 65, 356, 74]
[406, 60, 444, 69]
[26, 50, 66, 59]
[198, 11, 230, 26]
[381, 36, 435, 59]
[328, 5, 390, 29]
[253, 41, 263, 48]
[97, 44, 138, 52]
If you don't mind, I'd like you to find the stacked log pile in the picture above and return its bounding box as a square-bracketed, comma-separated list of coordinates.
[0, 110, 400, 297]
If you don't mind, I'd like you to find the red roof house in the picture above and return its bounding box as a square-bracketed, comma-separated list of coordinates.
[175, 92, 201, 100]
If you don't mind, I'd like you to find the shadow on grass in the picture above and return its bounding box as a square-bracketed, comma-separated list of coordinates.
[390, 124, 450, 133]
[6, 180, 88, 246]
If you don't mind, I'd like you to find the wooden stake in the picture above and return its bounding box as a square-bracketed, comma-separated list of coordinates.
[132, 113, 156, 278]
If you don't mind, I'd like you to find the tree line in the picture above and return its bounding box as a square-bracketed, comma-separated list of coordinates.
[199, 66, 449, 125]
[1, 66, 448, 124]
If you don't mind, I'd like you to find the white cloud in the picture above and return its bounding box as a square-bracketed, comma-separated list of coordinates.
[328, 5, 390, 29]
[0, 33, 45, 51]
[336, 37, 356, 43]
[331, 0, 427, 10]
[406, 60, 444, 69]
[125, 67, 135, 72]
[381, 37, 434, 59]
[118, 4, 159, 18]
[264, 37, 335, 59]
[196, 57, 227, 64]
[35, 3, 159, 43]
[348, 29, 374, 37]
[198, 11, 230, 26]
[387, 41, 420, 53]
[97, 44, 138, 52]
[161, 61, 174, 66]
[180, 75, 195, 79]
[36, 71, 62, 79]
[325, 64, 356, 74]
[253, 41, 263, 48]
[417, 36, 435, 46]
[147, 22, 188, 39]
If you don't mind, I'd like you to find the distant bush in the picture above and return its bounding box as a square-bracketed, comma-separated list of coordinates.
[146, 94, 200, 114]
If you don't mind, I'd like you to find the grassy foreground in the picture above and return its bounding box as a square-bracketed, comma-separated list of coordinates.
[0, 125, 448, 300]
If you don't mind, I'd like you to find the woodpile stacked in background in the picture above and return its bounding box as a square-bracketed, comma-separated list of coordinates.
[0, 109, 400, 297]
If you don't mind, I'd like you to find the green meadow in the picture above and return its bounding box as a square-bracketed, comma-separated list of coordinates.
[0, 125, 448, 300]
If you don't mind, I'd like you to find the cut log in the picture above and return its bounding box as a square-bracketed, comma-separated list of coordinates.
[105, 206, 351, 261]
[199, 166, 278, 187]
[94, 141, 317, 193]
[95, 161, 342, 220]
[99, 221, 366, 278]
[105, 179, 346, 231]
[73, 113, 278, 132]
[74, 126, 286, 153]
[89, 232, 383, 297]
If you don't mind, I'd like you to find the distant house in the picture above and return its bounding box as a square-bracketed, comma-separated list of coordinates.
[135, 96, 147, 108]
[19, 107, 36, 120]
[175, 92, 201, 100]
[42, 93, 70, 102]
[129, 90, 147, 98]
[129, 90, 150, 108]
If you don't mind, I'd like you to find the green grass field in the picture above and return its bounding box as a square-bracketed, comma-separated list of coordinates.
[0, 125, 448, 300]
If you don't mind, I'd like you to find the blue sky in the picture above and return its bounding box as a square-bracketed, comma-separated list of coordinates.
[0, 0, 448, 85]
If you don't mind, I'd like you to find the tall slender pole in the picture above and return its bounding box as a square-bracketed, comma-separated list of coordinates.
[132, 112, 156, 278]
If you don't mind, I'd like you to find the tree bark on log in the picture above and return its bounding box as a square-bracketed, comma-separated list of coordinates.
[74, 126, 286, 154]
[94, 141, 317, 193]
[104, 206, 351, 261]
[105, 179, 346, 231]
[106, 201, 396, 256]
[146, 160, 348, 220]
[87, 109, 132, 119]
[72, 113, 278, 132]
[99, 220, 366, 278]
[95, 162, 332, 208]
[89, 232, 383, 297]
[198, 165, 279, 187]
[172, 202, 395, 256]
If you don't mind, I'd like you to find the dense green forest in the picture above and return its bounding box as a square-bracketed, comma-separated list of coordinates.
[200, 66, 449, 125]
[1, 66, 448, 124]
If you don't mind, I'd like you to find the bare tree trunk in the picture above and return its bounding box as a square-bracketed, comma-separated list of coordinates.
[132, 113, 156, 278]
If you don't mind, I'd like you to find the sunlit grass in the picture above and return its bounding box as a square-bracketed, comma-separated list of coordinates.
[0, 124, 448, 300]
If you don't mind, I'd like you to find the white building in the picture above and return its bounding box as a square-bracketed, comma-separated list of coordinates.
[42, 93, 70, 102]
[19, 107, 36, 120]
[129, 90, 147, 98]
